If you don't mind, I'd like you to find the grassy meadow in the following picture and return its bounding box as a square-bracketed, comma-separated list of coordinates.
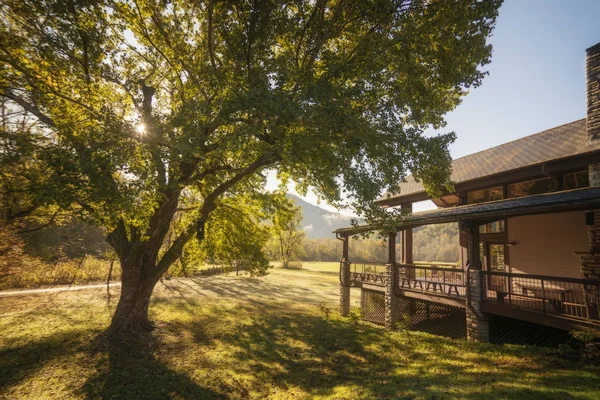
[271, 261, 341, 273]
[1, 266, 599, 399]
[0, 256, 121, 291]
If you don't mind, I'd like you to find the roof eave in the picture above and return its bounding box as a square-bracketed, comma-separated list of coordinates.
[376, 149, 600, 208]
[336, 187, 600, 236]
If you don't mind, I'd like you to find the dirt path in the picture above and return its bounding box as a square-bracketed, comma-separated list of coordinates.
[0, 282, 122, 297]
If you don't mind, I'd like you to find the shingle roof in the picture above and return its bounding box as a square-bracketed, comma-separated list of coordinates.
[378, 119, 600, 203]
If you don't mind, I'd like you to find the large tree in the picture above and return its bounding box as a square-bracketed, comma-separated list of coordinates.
[0, 0, 501, 335]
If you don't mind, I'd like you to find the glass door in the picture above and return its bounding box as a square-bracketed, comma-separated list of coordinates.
[487, 243, 506, 291]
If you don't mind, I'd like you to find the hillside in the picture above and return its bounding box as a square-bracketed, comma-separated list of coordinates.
[286, 194, 361, 239]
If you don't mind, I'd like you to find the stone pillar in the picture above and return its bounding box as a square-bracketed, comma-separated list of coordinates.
[589, 164, 600, 187]
[464, 220, 490, 342]
[580, 252, 600, 280]
[587, 211, 600, 254]
[384, 232, 399, 329]
[339, 235, 350, 317]
[466, 269, 490, 342]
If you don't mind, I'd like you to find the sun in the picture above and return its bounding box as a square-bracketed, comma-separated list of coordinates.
[136, 123, 146, 134]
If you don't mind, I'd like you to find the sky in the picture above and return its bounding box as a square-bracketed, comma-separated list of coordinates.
[266, 0, 600, 214]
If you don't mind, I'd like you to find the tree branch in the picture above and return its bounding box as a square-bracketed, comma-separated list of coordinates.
[106, 219, 130, 257]
[154, 220, 196, 278]
[16, 211, 59, 234]
[0, 90, 55, 127]
[154, 151, 280, 277]
[207, 0, 220, 76]
[202, 152, 281, 210]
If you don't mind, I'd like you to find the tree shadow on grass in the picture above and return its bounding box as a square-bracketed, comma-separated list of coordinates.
[3, 274, 598, 399]
[0, 329, 90, 393]
[183, 304, 599, 399]
[79, 334, 224, 400]
[185, 277, 333, 307]
[0, 324, 224, 399]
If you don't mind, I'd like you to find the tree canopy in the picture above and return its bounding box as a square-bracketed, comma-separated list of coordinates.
[0, 0, 501, 335]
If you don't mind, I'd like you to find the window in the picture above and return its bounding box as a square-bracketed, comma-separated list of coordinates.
[563, 170, 589, 190]
[489, 244, 506, 272]
[508, 177, 555, 198]
[479, 220, 505, 234]
[467, 186, 503, 204]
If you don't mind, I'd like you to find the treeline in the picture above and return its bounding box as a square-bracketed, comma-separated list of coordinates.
[294, 237, 388, 263]
[288, 223, 460, 263]
[413, 223, 460, 263]
[0, 220, 117, 290]
[2, 216, 459, 290]
[15, 219, 459, 265]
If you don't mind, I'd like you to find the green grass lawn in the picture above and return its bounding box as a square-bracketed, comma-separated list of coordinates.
[1, 266, 599, 399]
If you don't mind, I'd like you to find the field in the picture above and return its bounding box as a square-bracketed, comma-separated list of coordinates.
[1, 266, 599, 399]
[271, 261, 341, 273]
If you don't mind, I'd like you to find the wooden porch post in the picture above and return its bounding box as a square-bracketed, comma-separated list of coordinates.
[339, 234, 351, 317]
[388, 232, 397, 265]
[401, 202, 413, 265]
[385, 231, 399, 329]
[468, 221, 481, 270]
[400, 202, 415, 323]
[464, 220, 490, 342]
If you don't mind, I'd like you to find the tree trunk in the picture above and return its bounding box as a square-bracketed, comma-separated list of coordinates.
[109, 265, 159, 336]
[106, 259, 114, 299]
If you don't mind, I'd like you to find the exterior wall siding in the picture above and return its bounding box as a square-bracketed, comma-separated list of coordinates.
[507, 211, 588, 278]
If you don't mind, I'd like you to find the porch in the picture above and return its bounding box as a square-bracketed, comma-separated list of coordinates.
[344, 261, 600, 331]
[336, 187, 600, 342]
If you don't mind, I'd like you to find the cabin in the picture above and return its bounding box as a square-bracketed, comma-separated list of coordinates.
[334, 43, 600, 343]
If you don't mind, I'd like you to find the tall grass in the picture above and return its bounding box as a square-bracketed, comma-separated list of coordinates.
[0, 255, 121, 290]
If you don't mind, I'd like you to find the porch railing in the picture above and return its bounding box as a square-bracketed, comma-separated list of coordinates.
[481, 271, 600, 322]
[396, 264, 466, 298]
[413, 261, 460, 269]
[350, 262, 387, 285]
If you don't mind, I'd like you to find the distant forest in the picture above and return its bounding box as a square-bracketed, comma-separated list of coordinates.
[294, 223, 460, 263]
[9, 219, 459, 271]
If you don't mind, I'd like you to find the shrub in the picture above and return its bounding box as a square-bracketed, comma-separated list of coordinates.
[319, 304, 332, 320]
[348, 307, 361, 328]
[0, 227, 26, 283]
[570, 328, 600, 360]
[284, 261, 303, 269]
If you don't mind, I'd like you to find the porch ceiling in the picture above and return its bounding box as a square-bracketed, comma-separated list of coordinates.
[334, 187, 600, 235]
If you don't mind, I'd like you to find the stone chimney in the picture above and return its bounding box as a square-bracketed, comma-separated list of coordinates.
[587, 42, 600, 186]
[579, 43, 600, 289]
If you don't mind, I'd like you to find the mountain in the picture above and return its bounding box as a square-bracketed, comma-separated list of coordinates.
[286, 194, 362, 239]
